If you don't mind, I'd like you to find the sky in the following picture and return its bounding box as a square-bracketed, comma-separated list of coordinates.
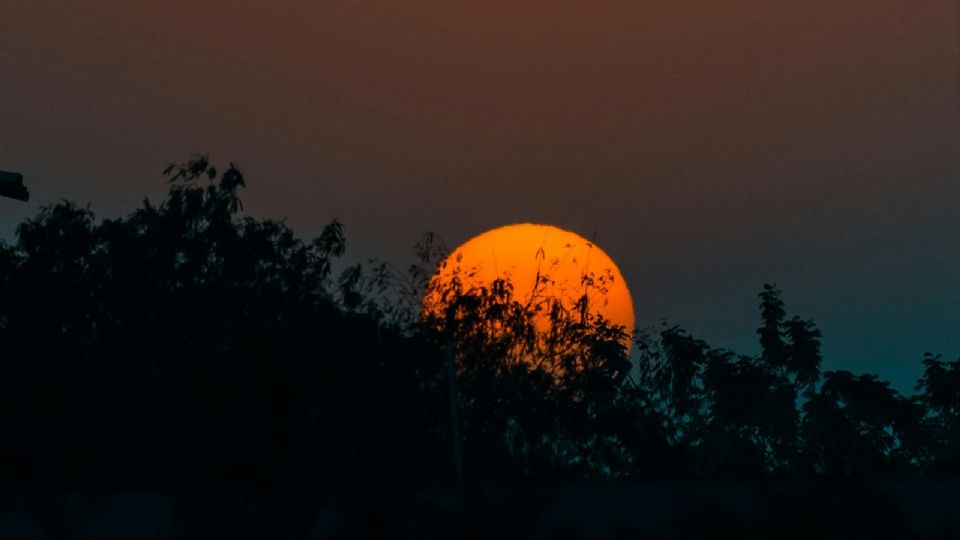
[1, 1, 957, 391]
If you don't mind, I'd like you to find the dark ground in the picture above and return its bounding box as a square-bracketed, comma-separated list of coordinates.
[2, 482, 960, 539]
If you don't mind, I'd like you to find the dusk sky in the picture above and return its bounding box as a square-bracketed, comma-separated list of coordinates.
[1, 1, 957, 390]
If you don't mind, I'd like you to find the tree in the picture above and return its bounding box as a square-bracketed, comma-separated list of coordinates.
[915, 353, 960, 474]
[801, 371, 921, 478]
[420, 255, 641, 481]
[757, 284, 787, 370]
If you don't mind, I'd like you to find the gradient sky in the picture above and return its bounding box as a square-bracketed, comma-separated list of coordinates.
[1, 1, 957, 391]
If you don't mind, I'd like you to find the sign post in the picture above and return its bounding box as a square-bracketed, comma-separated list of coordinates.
[0, 171, 28, 202]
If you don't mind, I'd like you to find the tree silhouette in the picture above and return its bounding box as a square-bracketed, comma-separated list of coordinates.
[1, 156, 958, 536]
[916, 353, 960, 474]
[419, 251, 639, 482]
[801, 371, 922, 478]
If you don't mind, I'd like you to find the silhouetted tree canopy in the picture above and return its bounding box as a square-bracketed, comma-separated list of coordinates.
[1, 156, 958, 508]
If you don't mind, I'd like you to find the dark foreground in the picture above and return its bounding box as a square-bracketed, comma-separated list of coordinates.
[5, 164, 960, 538]
[3, 482, 960, 539]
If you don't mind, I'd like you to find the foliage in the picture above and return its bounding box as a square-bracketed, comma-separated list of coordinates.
[0, 156, 957, 501]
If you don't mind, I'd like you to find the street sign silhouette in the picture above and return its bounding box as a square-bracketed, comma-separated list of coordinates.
[0, 170, 28, 201]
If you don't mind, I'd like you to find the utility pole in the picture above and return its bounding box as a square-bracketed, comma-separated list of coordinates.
[445, 340, 463, 486]
[0, 170, 28, 201]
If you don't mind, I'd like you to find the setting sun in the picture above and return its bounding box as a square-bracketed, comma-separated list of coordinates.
[423, 223, 635, 342]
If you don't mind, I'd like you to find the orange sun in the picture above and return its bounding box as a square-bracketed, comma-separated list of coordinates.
[423, 223, 635, 343]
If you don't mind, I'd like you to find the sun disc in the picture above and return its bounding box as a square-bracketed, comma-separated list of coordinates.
[423, 223, 635, 347]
